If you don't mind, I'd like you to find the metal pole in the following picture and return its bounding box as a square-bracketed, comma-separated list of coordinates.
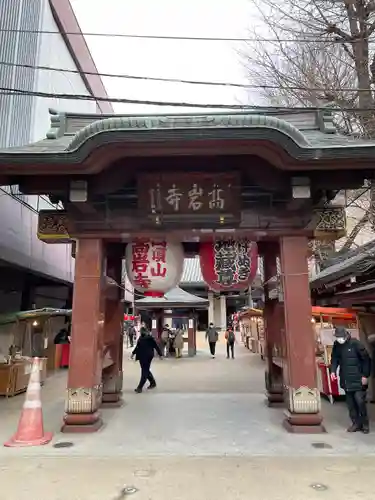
[248, 287, 253, 308]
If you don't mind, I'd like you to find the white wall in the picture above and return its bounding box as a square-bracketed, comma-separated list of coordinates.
[31, 0, 97, 142]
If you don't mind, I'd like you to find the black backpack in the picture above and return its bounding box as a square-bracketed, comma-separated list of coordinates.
[228, 330, 235, 342]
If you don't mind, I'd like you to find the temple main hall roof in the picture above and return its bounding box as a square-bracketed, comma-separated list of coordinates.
[135, 286, 209, 309]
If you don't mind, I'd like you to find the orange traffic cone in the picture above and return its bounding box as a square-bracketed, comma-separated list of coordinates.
[4, 357, 53, 447]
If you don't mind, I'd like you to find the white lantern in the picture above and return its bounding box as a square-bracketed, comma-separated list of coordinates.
[125, 239, 184, 297]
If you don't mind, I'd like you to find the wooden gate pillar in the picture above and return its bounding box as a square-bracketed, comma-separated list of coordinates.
[280, 236, 325, 433]
[102, 244, 124, 408]
[62, 239, 105, 433]
[188, 310, 197, 357]
[151, 311, 159, 338]
[262, 242, 284, 406]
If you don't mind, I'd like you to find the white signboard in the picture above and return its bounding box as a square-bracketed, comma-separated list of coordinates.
[319, 328, 335, 346]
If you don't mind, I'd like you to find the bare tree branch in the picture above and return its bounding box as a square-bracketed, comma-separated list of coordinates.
[243, 0, 375, 255]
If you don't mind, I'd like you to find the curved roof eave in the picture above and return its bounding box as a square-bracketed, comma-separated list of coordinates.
[3, 113, 375, 167]
[67, 113, 312, 152]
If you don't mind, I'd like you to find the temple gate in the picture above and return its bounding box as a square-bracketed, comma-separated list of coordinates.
[1, 108, 373, 434]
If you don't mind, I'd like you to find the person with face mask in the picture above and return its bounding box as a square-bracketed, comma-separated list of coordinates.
[330, 327, 371, 433]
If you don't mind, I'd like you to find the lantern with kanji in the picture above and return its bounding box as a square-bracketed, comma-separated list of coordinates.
[125, 239, 184, 297]
[199, 239, 258, 292]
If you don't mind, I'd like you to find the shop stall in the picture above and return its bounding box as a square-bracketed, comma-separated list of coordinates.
[239, 305, 368, 404]
[0, 308, 71, 397]
[238, 308, 264, 357]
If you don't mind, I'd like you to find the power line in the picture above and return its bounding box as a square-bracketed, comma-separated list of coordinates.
[0, 60, 256, 88]
[0, 86, 373, 112]
[0, 87, 252, 109]
[0, 60, 372, 93]
[1, 27, 375, 44]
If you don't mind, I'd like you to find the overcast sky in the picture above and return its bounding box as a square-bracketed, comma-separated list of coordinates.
[71, 0, 256, 113]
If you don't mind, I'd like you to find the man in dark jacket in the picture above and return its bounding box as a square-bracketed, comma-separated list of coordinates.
[131, 326, 163, 393]
[330, 327, 371, 433]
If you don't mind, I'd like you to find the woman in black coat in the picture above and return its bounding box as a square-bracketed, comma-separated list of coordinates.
[131, 327, 163, 393]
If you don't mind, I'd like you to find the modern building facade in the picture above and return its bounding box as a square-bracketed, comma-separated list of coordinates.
[0, 0, 112, 313]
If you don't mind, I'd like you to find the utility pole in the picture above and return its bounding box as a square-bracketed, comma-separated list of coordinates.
[248, 287, 253, 308]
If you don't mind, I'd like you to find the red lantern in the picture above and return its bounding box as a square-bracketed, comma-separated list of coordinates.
[125, 238, 184, 297]
[124, 314, 129, 321]
[199, 239, 258, 292]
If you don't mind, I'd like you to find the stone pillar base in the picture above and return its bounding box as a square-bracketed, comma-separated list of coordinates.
[283, 411, 326, 434]
[101, 372, 123, 408]
[62, 386, 103, 433]
[101, 393, 124, 408]
[61, 411, 103, 433]
[265, 369, 284, 407]
[265, 391, 284, 407]
[188, 346, 196, 357]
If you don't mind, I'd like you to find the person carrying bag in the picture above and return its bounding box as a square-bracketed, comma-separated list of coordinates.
[225, 325, 236, 359]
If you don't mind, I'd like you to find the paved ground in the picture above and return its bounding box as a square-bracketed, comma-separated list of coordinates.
[1, 334, 375, 499]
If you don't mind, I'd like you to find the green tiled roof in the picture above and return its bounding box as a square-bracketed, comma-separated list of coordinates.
[0, 308, 71, 325]
[2, 108, 375, 162]
[66, 112, 311, 151]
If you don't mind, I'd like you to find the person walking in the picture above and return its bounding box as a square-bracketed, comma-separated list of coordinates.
[168, 328, 176, 357]
[174, 328, 184, 358]
[131, 325, 163, 393]
[330, 327, 371, 433]
[206, 323, 219, 358]
[225, 325, 236, 359]
[160, 326, 170, 357]
[128, 323, 136, 348]
[54, 323, 71, 369]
